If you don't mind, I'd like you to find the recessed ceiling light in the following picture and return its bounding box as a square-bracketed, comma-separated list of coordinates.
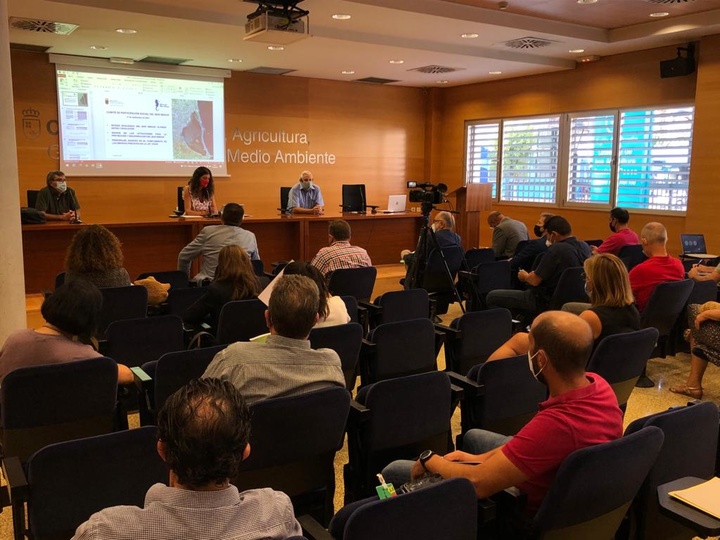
[332, 13, 352, 20]
[342, 70, 355, 75]
[569, 48, 585, 54]
[228, 58, 242, 63]
[650, 12, 669, 18]
[389, 59, 404, 64]
[578, 54, 601, 63]
[115, 28, 137, 34]
[576, 0, 597, 4]
[90, 45, 107, 50]
[461, 33, 479, 39]
[437, 80, 449, 84]
[267, 45, 285, 51]
[489, 71, 502, 75]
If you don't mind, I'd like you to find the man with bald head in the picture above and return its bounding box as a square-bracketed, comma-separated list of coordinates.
[381, 311, 622, 516]
[628, 222, 685, 312]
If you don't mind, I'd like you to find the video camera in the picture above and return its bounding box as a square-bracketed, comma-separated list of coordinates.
[407, 181, 448, 205]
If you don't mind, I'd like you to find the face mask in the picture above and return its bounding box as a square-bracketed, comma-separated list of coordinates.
[609, 221, 617, 233]
[527, 349, 546, 382]
[301, 180, 312, 190]
[52, 180, 67, 193]
[545, 238, 552, 248]
[584, 281, 592, 297]
[200, 178, 210, 189]
[533, 225, 543, 238]
[431, 223, 438, 232]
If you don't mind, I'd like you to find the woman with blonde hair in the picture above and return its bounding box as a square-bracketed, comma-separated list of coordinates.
[64, 225, 131, 288]
[488, 253, 640, 360]
[182, 245, 261, 333]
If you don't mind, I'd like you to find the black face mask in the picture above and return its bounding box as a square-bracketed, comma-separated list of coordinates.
[533, 225, 544, 238]
[609, 220, 617, 233]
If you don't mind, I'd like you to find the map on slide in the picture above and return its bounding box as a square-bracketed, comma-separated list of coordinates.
[172, 99, 214, 159]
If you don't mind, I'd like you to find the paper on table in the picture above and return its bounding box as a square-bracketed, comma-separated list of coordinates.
[669, 477, 720, 519]
[257, 260, 293, 306]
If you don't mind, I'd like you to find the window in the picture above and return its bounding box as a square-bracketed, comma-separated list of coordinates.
[465, 105, 694, 213]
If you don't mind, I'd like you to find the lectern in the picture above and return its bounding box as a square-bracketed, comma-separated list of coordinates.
[450, 183, 492, 250]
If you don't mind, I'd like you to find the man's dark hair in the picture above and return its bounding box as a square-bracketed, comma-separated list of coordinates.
[46, 170, 65, 186]
[531, 313, 593, 377]
[544, 216, 572, 236]
[41, 279, 102, 343]
[328, 220, 351, 241]
[157, 378, 251, 488]
[609, 207, 630, 224]
[221, 203, 245, 226]
[268, 275, 319, 339]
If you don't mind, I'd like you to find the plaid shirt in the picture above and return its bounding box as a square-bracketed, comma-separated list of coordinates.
[311, 241, 372, 276]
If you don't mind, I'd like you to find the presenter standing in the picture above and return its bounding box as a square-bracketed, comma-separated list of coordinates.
[288, 170, 324, 214]
[183, 166, 218, 216]
[35, 170, 81, 221]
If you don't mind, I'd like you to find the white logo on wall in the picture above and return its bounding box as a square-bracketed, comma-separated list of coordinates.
[227, 128, 336, 165]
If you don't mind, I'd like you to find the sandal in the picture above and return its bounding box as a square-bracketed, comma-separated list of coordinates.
[669, 385, 703, 400]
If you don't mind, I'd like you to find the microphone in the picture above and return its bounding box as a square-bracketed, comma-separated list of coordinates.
[68, 197, 82, 224]
[359, 185, 366, 215]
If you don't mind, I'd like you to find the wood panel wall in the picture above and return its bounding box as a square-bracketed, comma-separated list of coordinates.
[11, 51, 427, 223]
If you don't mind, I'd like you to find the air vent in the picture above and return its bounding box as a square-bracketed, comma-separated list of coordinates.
[139, 56, 191, 65]
[503, 36, 555, 49]
[409, 65, 463, 75]
[647, 0, 695, 3]
[354, 77, 400, 84]
[244, 66, 296, 75]
[9, 17, 78, 35]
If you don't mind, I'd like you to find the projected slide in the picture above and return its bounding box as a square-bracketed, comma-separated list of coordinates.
[56, 65, 226, 176]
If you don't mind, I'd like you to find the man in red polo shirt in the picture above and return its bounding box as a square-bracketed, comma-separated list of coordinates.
[592, 207, 639, 255]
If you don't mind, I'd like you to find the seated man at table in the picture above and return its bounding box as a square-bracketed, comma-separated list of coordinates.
[71, 378, 301, 539]
[311, 219, 372, 277]
[177, 203, 259, 283]
[35, 170, 81, 222]
[202, 274, 345, 404]
[288, 170, 324, 214]
[381, 311, 622, 518]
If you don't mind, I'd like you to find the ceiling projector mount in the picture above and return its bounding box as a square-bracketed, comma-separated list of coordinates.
[244, 0, 309, 22]
[243, 0, 310, 44]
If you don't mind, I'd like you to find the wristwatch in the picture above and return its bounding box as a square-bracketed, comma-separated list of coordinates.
[419, 449, 435, 471]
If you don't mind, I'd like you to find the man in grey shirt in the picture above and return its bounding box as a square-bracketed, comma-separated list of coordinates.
[488, 211, 529, 259]
[177, 203, 259, 282]
[72, 378, 301, 539]
[204, 274, 345, 404]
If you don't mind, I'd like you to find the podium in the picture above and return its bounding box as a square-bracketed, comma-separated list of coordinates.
[450, 183, 492, 249]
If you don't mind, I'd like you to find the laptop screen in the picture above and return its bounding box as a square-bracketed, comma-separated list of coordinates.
[681, 234, 707, 254]
[387, 195, 407, 212]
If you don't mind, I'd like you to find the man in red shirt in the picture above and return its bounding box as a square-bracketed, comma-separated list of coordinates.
[592, 207, 639, 255]
[628, 222, 685, 312]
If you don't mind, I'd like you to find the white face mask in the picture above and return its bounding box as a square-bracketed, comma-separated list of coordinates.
[431, 223, 438, 232]
[52, 180, 67, 193]
[301, 180, 312, 190]
[527, 349, 545, 382]
[545, 238, 552, 248]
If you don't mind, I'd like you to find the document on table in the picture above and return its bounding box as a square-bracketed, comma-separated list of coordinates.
[669, 477, 720, 519]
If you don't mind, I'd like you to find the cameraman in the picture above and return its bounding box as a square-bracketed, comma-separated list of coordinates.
[401, 211, 462, 289]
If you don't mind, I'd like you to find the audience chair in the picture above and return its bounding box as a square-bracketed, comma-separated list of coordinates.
[623, 402, 719, 540]
[584, 238, 603, 247]
[309, 323, 363, 391]
[234, 387, 351, 526]
[418, 245, 465, 315]
[302, 478, 477, 540]
[166, 286, 207, 317]
[441, 308, 513, 375]
[458, 260, 512, 311]
[280, 186, 292, 213]
[134, 344, 227, 425]
[0, 357, 120, 465]
[669, 279, 719, 355]
[464, 247, 496, 269]
[526, 426, 664, 539]
[251, 258, 265, 276]
[340, 295, 361, 324]
[136, 270, 189, 290]
[547, 266, 588, 310]
[98, 285, 148, 339]
[328, 267, 377, 302]
[5, 426, 167, 540]
[105, 315, 185, 368]
[215, 298, 268, 345]
[619, 244, 646, 272]
[449, 355, 547, 445]
[26, 189, 39, 209]
[637, 279, 693, 387]
[343, 371, 453, 503]
[53, 272, 65, 289]
[586, 327, 659, 413]
[359, 318, 438, 386]
[362, 289, 430, 329]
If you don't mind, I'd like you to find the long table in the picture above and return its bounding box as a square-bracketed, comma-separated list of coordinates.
[21, 212, 422, 293]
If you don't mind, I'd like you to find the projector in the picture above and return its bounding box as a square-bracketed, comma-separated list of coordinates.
[244, 12, 309, 44]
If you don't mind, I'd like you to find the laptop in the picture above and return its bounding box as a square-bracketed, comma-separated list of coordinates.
[381, 194, 407, 214]
[680, 234, 718, 259]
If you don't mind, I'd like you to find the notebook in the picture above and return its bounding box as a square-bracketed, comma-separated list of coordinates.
[669, 476, 720, 520]
[381, 195, 407, 214]
[680, 234, 718, 259]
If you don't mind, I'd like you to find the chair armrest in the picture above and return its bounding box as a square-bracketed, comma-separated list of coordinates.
[131, 366, 152, 391]
[358, 301, 380, 314]
[434, 323, 460, 336]
[348, 400, 370, 422]
[450, 383, 464, 402]
[447, 371, 483, 398]
[2, 456, 28, 506]
[298, 514, 333, 540]
[477, 498, 497, 524]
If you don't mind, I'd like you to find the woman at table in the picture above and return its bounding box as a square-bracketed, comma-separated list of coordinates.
[182, 245, 262, 334]
[183, 166, 218, 217]
[64, 225, 132, 288]
[0, 280, 133, 384]
[283, 261, 350, 328]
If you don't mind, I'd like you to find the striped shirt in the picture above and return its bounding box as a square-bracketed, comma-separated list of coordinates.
[311, 241, 372, 276]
